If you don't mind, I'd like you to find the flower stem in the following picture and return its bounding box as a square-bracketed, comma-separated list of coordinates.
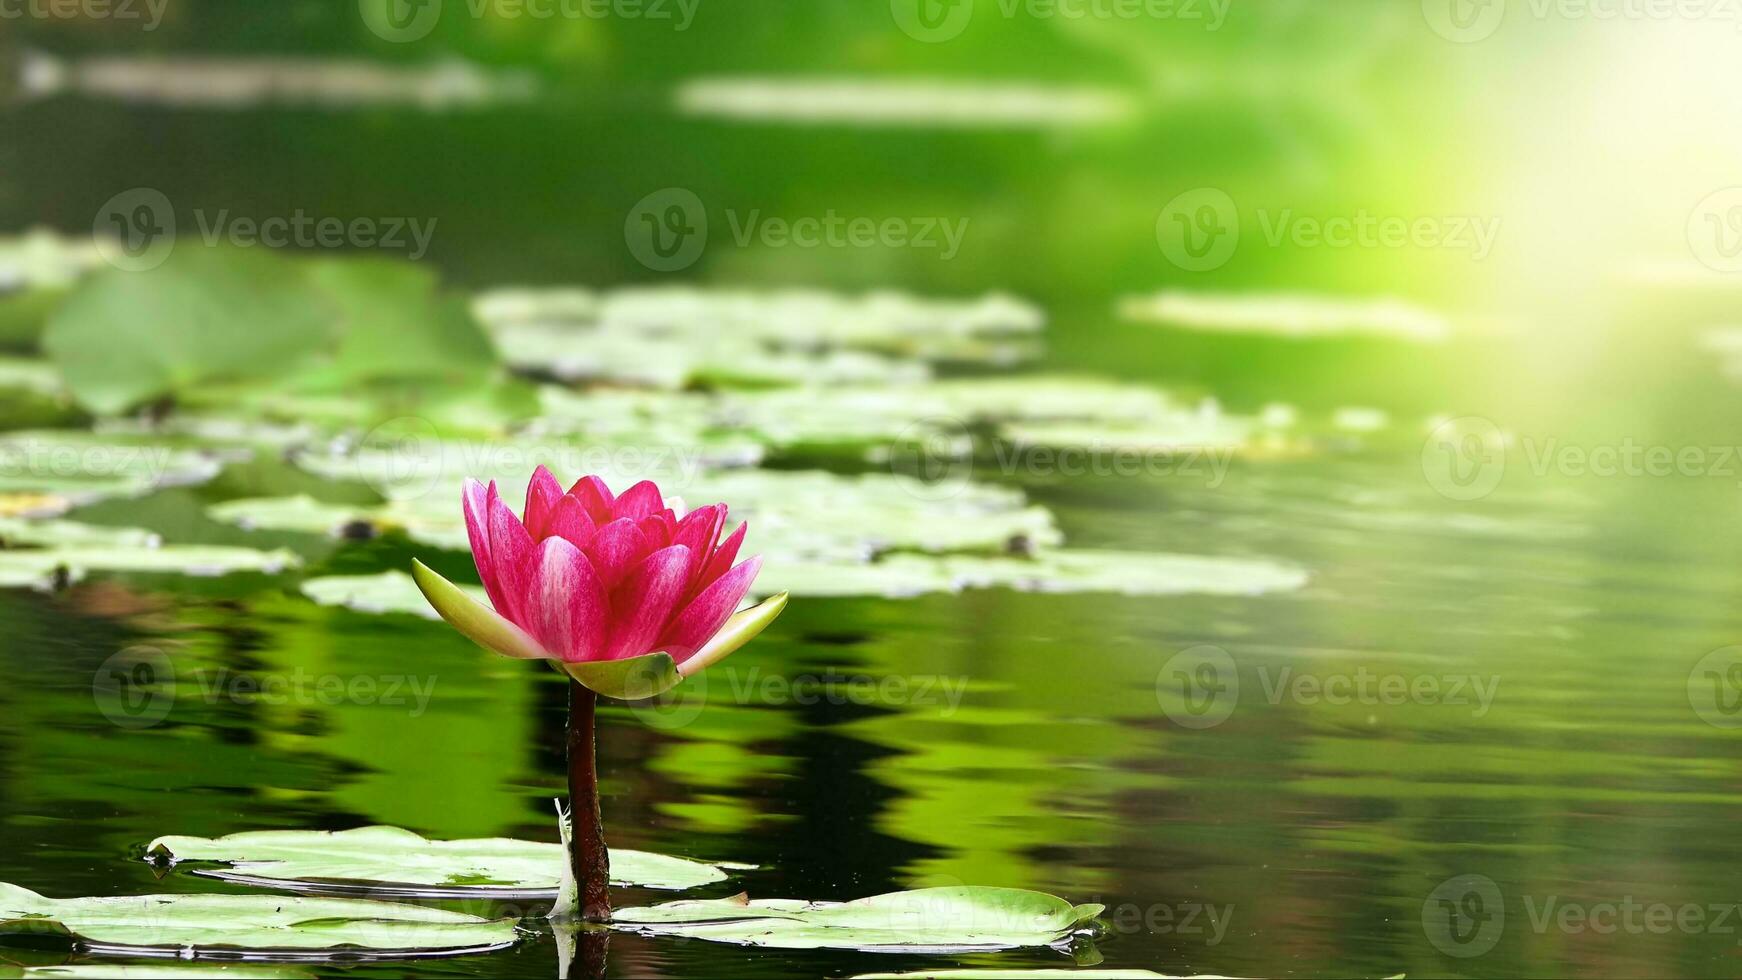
[567, 681, 612, 922]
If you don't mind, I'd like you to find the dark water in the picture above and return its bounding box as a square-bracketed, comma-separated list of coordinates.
[5, 451, 1742, 978]
[6, 5, 1742, 978]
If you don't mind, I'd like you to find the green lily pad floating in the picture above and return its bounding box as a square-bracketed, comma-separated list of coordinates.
[0, 431, 228, 513]
[1119, 289, 1450, 343]
[0, 357, 65, 397]
[207, 496, 361, 536]
[612, 886, 1102, 952]
[300, 547, 1305, 611]
[493, 319, 932, 389]
[533, 376, 1265, 460]
[0, 517, 160, 549]
[0, 229, 106, 292]
[0, 881, 518, 958]
[474, 286, 1043, 371]
[1, 967, 317, 979]
[147, 826, 749, 897]
[0, 542, 301, 590]
[221, 468, 1061, 560]
[300, 570, 484, 619]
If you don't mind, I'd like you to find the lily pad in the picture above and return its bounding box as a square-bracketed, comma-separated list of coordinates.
[474, 286, 1043, 369]
[301, 569, 478, 619]
[611, 885, 1102, 951]
[1119, 289, 1450, 342]
[0, 357, 65, 396]
[0, 517, 160, 549]
[0, 543, 301, 590]
[0, 881, 518, 957]
[147, 826, 748, 896]
[303, 547, 1305, 609]
[0, 431, 227, 509]
[673, 77, 1136, 129]
[226, 468, 1060, 560]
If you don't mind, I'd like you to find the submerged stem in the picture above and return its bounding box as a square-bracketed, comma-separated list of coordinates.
[566, 681, 611, 922]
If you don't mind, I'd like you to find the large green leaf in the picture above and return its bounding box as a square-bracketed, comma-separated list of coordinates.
[40, 250, 502, 414]
[41, 249, 338, 414]
[147, 826, 747, 895]
[612, 886, 1103, 951]
[299, 259, 497, 388]
[0, 881, 518, 955]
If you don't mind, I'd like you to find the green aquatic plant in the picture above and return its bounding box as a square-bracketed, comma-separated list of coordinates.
[412, 467, 787, 921]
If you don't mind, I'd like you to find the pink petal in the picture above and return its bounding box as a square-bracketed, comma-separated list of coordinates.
[585, 518, 651, 588]
[463, 479, 509, 614]
[637, 512, 675, 550]
[545, 494, 597, 550]
[604, 545, 692, 660]
[522, 465, 564, 538]
[672, 504, 726, 593]
[611, 480, 665, 522]
[488, 490, 536, 629]
[660, 556, 762, 661]
[569, 476, 615, 524]
[695, 521, 746, 595]
[530, 538, 608, 663]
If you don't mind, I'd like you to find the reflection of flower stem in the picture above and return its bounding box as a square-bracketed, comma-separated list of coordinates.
[567, 682, 612, 922]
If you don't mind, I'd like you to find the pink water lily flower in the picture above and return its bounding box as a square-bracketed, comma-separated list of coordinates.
[412, 467, 786, 699]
